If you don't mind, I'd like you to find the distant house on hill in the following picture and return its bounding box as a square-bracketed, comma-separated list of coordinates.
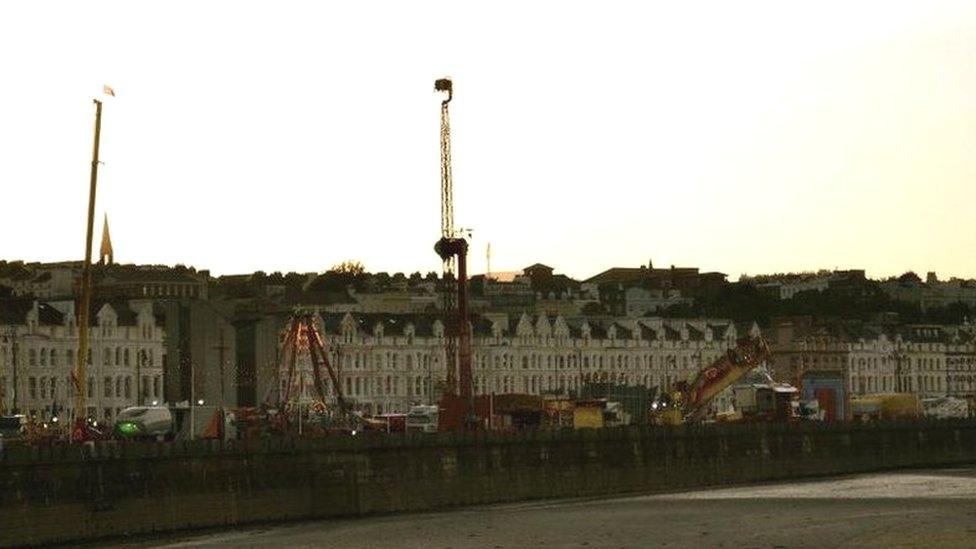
[583, 260, 727, 299]
[582, 260, 727, 315]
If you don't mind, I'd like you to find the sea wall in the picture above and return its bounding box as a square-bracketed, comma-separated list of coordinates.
[2, 420, 975, 547]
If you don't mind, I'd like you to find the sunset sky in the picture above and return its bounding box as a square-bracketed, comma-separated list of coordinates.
[1, 1, 974, 281]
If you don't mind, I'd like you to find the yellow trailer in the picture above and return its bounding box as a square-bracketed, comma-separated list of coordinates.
[851, 393, 922, 421]
[573, 405, 604, 429]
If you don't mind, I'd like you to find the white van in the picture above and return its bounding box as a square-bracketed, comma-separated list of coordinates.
[115, 407, 175, 440]
[405, 405, 439, 433]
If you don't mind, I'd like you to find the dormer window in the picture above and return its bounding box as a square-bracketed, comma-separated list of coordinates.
[340, 313, 357, 344]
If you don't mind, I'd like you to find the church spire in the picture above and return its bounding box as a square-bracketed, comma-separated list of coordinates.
[99, 213, 114, 265]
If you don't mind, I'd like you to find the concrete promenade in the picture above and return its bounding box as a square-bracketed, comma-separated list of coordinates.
[5, 421, 976, 547]
[123, 467, 976, 549]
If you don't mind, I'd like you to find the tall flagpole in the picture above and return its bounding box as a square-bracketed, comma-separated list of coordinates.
[73, 98, 103, 439]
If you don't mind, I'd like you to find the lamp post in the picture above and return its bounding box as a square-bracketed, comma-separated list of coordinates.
[212, 321, 229, 409]
[890, 348, 904, 393]
[576, 347, 585, 399]
[190, 360, 195, 439]
[1, 329, 18, 415]
[0, 331, 8, 416]
[427, 346, 433, 406]
[298, 372, 304, 436]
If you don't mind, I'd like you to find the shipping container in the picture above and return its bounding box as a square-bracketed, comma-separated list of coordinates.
[801, 371, 846, 421]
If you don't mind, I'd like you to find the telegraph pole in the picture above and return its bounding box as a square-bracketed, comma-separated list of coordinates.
[427, 347, 433, 405]
[11, 333, 18, 414]
[136, 349, 142, 406]
[73, 99, 103, 438]
[0, 333, 4, 416]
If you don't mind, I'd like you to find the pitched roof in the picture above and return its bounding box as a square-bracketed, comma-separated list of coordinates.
[93, 300, 139, 326]
[584, 268, 647, 285]
[898, 325, 951, 344]
[708, 324, 730, 340]
[565, 319, 586, 339]
[588, 321, 608, 339]
[0, 299, 64, 326]
[321, 312, 452, 337]
[611, 321, 633, 339]
[286, 291, 357, 306]
[640, 323, 659, 341]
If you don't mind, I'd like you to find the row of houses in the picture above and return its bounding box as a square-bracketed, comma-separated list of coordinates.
[768, 318, 976, 400]
[2, 294, 758, 419]
[0, 300, 166, 422]
[6, 298, 976, 422]
[285, 312, 759, 415]
[5, 255, 976, 422]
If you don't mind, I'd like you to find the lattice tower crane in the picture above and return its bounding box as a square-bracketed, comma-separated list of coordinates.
[435, 78, 459, 396]
[437, 78, 455, 275]
[434, 78, 474, 427]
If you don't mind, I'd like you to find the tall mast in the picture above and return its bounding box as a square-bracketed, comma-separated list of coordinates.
[74, 99, 103, 430]
[434, 78, 474, 428]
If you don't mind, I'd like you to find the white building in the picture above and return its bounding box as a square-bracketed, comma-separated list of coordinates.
[754, 275, 831, 300]
[622, 287, 690, 317]
[748, 270, 866, 301]
[0, 299, 166, 422]
[278, 312, 760, 416]
[770, 322, 976, 400]
[879, 274, 976, 311]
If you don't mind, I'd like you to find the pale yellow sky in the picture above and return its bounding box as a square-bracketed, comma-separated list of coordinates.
[1, 1, 974, 281]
